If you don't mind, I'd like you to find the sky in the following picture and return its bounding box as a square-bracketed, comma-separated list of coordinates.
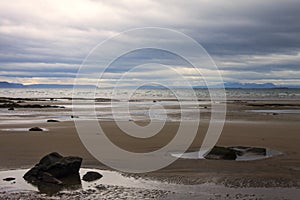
[0, 0, 300, 87]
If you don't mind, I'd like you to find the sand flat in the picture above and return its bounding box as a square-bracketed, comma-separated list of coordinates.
[0, 100, 299, 199]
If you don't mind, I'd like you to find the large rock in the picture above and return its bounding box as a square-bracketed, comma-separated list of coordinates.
[23, 152, 82, 184]
[205, 146, 237, 160]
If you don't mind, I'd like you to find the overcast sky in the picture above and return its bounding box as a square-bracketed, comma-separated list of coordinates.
[0, 0, 299, 86]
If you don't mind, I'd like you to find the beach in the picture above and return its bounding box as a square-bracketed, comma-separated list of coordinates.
[0, 94, 299, 199]
[2, 0, 300, 198]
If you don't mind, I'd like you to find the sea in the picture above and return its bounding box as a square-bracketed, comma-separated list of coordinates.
[0, 88, 300, 124]
[1, 88, 300, 100]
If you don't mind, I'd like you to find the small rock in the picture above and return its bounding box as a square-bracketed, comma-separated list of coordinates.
[29, 127, 43, 131]
[82, 171, 103, 182]
[47, 119, 59, 123]
[95, 185, 107, 191]
[3, 177, 15, 181]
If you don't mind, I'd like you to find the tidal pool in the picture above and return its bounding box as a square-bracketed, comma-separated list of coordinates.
[171, 147, 283, 161]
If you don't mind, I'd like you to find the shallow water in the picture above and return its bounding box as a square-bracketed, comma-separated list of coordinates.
[235, 148, 283, 161]
[0, 168, 214, 196]
[1, 88, 300, 100]
[171, 148, 282, 161]
[247, 109, 300, 114]
[0, 168, 163, 194]
[0, 128, 49, 132]
[0, 99, 208, 124]
[0, 168, 299, 199]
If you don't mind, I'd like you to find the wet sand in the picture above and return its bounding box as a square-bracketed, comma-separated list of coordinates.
[0, 99, 299, 199]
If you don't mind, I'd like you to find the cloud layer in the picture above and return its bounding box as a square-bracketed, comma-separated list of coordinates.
[0, 0, 299, 86]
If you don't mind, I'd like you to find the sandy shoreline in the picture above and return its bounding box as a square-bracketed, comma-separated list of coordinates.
[0, 99, 299, 199]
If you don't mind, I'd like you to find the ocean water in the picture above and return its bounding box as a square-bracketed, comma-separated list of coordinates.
[0, 88, 300, 100]
[0, 88, 300, 124]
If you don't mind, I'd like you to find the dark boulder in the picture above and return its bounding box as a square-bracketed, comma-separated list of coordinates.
[8, 107, 14, 110]
[82, 171, 103, 182]
[23, 152, 82, 185]
[205, 146, 237, 160]
[29, 127, 43, 131]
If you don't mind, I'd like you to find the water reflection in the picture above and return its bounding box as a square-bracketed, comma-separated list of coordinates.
[34, 173, 82, 195]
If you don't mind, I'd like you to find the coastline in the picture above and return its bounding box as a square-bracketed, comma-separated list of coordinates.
[0, 98, 299, 199]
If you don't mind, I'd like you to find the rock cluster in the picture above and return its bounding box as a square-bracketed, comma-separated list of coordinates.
[205, 146, 266, 160]
[23, 152, 82, 194]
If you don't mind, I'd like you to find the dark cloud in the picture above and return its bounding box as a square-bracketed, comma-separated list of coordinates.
[0, 0, 299, 85]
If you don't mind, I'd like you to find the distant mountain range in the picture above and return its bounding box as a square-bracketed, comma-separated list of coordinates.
[0, 82, 97, 88]
[222, 82, 299, 89]
[0, 81, 299, 89]
[140, 82, 298, 89]
[193, 82, 299, 89]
